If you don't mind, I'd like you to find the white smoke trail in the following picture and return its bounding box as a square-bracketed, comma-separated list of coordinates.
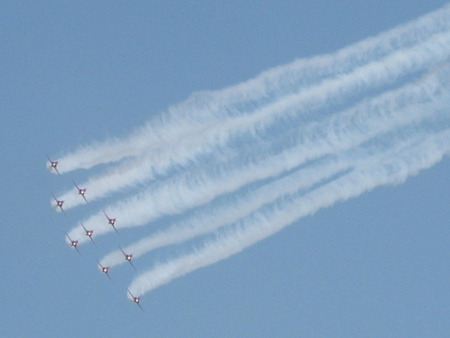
[100, 122, 437, 268]
[67, 64, 450, 243]
[43, 4, 450, 305]
[55, 31, 450, 210]
[100, 158, 351, 267]
[128, 129, 450, 296]
[53, 4, 450, 174]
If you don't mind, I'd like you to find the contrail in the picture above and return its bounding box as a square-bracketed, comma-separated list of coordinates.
[52, 4, 450, 174]
[68, 63, 450, 243]
[100, 158, 351, 268]
[48, 4, 450, 305]
[128, 129, 450, 296]
[100, 120, 439, 268]
[55, 31, 450, 210]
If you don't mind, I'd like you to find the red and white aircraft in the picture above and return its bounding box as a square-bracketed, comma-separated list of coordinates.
[103, 211, 118, 233]
[52, 193, 67, 216]
[97, 261, 111, 280]
[81, 223, 95, 244]
[120, 247, 136, 270]
[73, 181, 88, 203]
[66, 235, 80, 254]
[46, 155, 60, 175]
[128, 290, 143, 311]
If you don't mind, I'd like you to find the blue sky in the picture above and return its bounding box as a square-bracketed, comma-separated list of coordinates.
[1, 1, 449, 337]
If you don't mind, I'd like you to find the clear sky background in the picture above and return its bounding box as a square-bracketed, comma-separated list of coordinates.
[1, 1, 449, 337]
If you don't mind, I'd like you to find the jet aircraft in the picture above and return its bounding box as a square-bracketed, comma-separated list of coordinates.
[81, 223, 95, 244]
[128, 290, 143, 311]
[97, 261, 111, 280]
[52, 193, 66, 216]
[103, 211, 118, 233]
[46, 155, 60, 175]
[120, 247, 136, 270]
[66, 235, 80, 254]
[73, 181, 88, 203]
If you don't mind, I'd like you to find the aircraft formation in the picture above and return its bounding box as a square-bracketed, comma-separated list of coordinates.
[47, 156, 142, 311]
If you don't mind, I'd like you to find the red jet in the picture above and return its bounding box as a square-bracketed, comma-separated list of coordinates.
[97, 261, 111, 280]
[81, 223, 95, 244]
[66, 235, 80, 254]
[128, 290, 143, 311]
[103, 211, 118, 233]
[73, 181, 88, 203]
[52, 193, 66, 216]
[46, 155, 60, 175]
[120, 247, 136, 270]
